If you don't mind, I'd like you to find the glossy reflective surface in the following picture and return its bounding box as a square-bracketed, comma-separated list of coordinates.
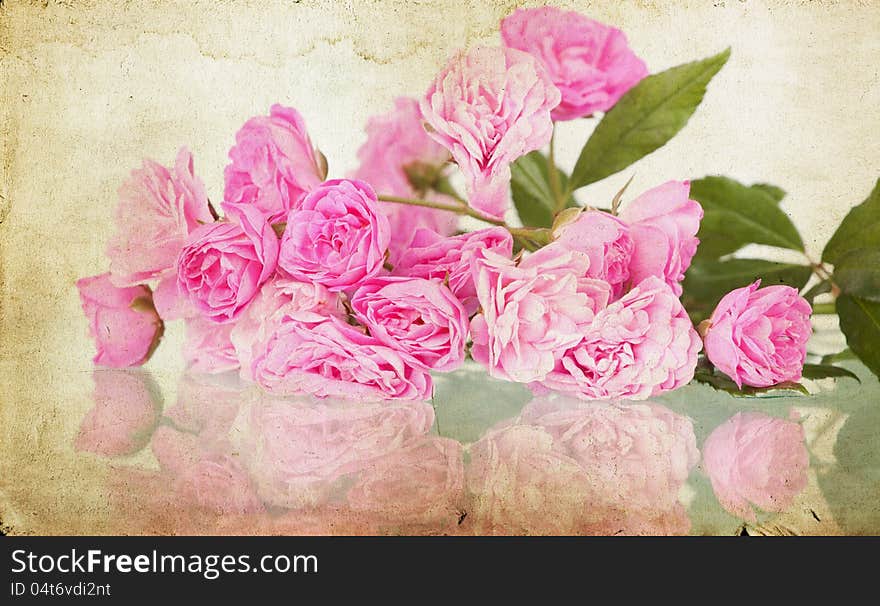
[2, 330, 878, 536]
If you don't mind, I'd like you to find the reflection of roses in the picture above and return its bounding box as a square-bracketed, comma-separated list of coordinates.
[75, 370, 161, 457]
[348, 436, 465, 530]
[702, 411, 809, 522]
[237, 398, 435, 509]
[466, 397, 698, 535]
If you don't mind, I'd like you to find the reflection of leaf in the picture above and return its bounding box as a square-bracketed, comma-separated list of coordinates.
[569, 48, 730, 189]
[832, 249, 880, 302]
[682, 258, 811, 322]
[801, 363, 860, 383]
[690, 176, 805, 260]
[510, 151, 575, 228]
[822, 178, 880, 265]
[836, 294, 880, 380]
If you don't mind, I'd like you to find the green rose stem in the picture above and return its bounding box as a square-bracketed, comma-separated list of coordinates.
[376, 194, 549, 251]
[811, 302, 837, 315]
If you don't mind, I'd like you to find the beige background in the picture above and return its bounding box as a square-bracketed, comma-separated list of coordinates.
[1, 0, 878, 534]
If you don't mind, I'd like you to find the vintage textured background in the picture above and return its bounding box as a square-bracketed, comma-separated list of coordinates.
[1, 0, 879, 534]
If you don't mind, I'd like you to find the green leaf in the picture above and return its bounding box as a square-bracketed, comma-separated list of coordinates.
[832, 248, 880, 302]
[569, 48, 730, 190]
[802, 280, 832, 305]
[820, 348, 857, 365]
[682, 258, 812, 321]
[690, 176, 805, 259]
[801, 363, 861, 383]
[510, 151, 575, 228]
[693, 369, 809, 397]
[823, 178, 880, 265]
[750, 183, 786, 204]
[836, 294, 880, 380]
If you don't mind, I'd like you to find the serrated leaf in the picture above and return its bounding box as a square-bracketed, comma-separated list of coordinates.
[682, 258, 812, 321]
[569, 48, 730, 190]
[510, 151, 575, 228]
[690, 176, 805, 260]
[836, 294, 880, 380]
[801, 363, 860, 383]
[823, 178, 880, 265]
[832, 248, 880, 302]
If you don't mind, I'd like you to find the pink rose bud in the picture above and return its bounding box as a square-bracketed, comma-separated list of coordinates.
[702, 411, 809, 522]
[74, 370, 161, 457]
[553, 210, 635, 299]
[470, 244, 612, 383]
[501, 7, 648, 120]
[350, 276, 469, 372]
[279, 179, 390, 292]
[703, 281, 812, 388]
[224, 104, 324, 222]
[533, 276, 701, 400]
[619, 180, 703, 296]
[420, 45, 561, 219]
[176, 202, 279, 324]
[76, 273, 163, 368]
[182, 316, 239, 374]
[350, 96, 458, 259]
[244, 315, 432, 401]
[392, 227, 513, 316]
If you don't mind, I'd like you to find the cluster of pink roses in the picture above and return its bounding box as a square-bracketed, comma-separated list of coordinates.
[76, 6, 814, 401]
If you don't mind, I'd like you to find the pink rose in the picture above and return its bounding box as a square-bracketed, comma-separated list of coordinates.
[350, 97, 458, 259]
[278, 179, 390, 292]
[348, 436, 465, 529]
[350, 276, 468, 372]
[392, 227, 513, 315]
[470, 244, 611, 383]
[533, 276, 701, 400]
[420, 46, 561, 219]
[74, 370, 161, 457]
[182, 316, 239, 374]
[553, 210, 634, 299]
[176, 202, 279, 323]
[619, 180, 703, 296]
[107, 147, 213, 287]
[702, 281, 812, 388]
[237, 398, 434, 508]
[501, 7, 648, 120]
[702, 411, 809, 522]
[244, 315, 432, 401]
[224, 104, 323, 222]
[76, 273, 163, 368]
[231, 276, 345, 382]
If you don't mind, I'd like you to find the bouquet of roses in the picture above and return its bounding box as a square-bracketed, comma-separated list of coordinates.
[77, 6, 879, 402]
